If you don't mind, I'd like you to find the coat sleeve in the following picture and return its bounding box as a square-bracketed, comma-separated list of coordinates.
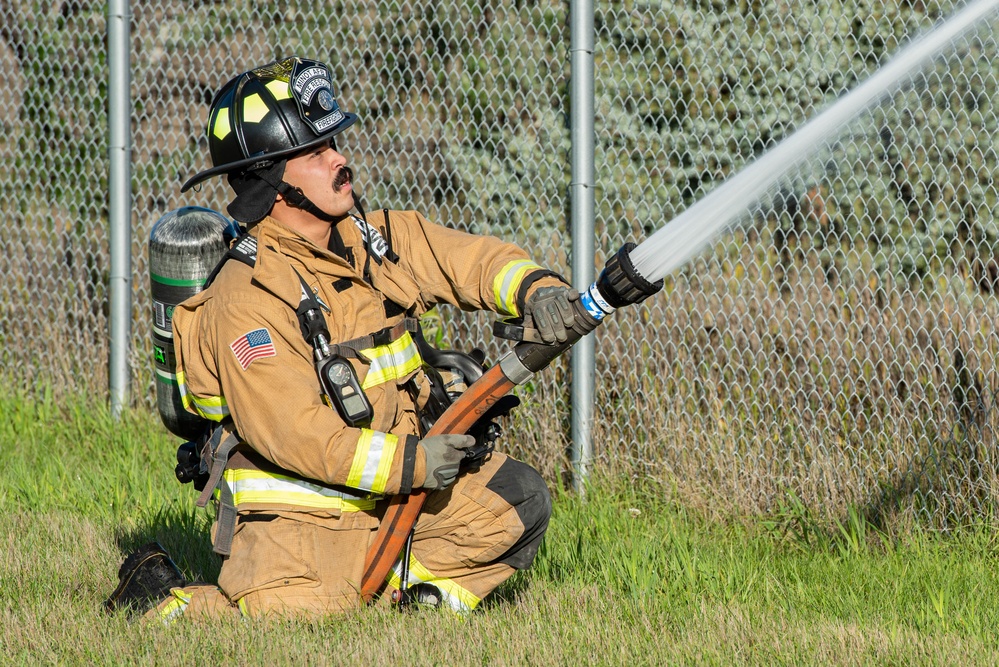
[173, 287, 425, 495]
[385, 211, 569, 317]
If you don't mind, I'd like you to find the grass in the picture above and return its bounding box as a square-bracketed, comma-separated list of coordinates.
[2, 387, 999, 665]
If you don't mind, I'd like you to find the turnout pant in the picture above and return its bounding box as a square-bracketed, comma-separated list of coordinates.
[150, 452, 551, 620]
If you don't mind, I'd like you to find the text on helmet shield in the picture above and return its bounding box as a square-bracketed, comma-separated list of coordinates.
[313, 110, 345, 132]
[292, 66, 330, 105]
[290, 59, 346, 135]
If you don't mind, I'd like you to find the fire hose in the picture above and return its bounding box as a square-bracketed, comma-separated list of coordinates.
[360, 242, 663, 602]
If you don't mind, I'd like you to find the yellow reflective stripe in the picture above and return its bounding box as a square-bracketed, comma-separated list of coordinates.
[492, 260, 542, 316]
[359, 331, 422, 389]
[177, 370, 229, 421]
[388, 553, 481, 614]
[346, 430, 399, 494]
[223, 469, 378, 511]
[237, 597, 250, 618]
[242, 93, 269, 123]
[211, 106, 231, 140]
[265, 79, 291, 100]
[158, 588, 191, 625]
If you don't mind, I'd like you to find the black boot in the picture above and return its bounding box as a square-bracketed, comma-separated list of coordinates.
[103, 542, 186, 618]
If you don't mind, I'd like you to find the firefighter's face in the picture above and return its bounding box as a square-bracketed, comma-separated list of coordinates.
[281, 139, 354, 217]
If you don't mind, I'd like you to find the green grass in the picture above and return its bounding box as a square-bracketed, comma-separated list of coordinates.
[2, 387, 998, 665]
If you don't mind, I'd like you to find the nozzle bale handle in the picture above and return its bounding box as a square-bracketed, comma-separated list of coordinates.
[513, 301, 591, 374]
[514, 243, 663, 374]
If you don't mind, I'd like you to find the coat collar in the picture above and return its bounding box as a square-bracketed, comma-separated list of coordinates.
[248, 216, 355, 309]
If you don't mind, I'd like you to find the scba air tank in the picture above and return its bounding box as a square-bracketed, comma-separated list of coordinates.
[149, 206, 238, 440]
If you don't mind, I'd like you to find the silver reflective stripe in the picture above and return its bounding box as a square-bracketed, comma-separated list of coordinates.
[360, 331, 422, 389]
[157, 589, 191, 625]
[177, 371, 230, 421]
[493, 259, 540, 315]
[223, 469, 377, 510]
[346, 430, 398, 494]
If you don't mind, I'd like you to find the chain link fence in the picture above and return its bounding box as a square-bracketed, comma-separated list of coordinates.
[2, 0, 998, 528]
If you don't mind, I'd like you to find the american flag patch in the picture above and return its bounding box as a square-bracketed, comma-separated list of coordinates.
[230, 328, 276, 370]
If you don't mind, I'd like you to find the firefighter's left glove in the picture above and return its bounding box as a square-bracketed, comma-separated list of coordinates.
[420, 434, 475, 490]
[524, 285, 578, 344]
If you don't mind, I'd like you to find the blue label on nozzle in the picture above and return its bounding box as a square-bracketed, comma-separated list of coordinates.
[579, 283, 615, 321]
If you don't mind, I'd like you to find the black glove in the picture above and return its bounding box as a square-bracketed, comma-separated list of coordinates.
[524, 285, 578, 344]
[420, 434, 475, 490]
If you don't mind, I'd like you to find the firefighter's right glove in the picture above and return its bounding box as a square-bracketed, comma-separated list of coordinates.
[524, 285, 578, 344]
[420, 434, 475, 490]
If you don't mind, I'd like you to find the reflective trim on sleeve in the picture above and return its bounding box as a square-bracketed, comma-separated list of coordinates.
[222, 469, 379, 511]
[493, 259, 543, 316]
[177, 371, 230, 421]
[388, 553, 481, 615]
[157, 588, 192, 625]
[359, 331, 422, 389]
[346, 430, 399, 495]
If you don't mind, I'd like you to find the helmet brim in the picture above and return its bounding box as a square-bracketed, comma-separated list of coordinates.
[180, 112, 358, 192]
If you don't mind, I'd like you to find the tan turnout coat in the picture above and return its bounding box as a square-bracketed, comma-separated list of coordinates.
[172, 210, 563, 506]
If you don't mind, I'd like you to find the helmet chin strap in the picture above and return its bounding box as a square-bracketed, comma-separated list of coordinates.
[252, 161, 347, 223]
[256, 164, 376, 279]
[276, 181, 342, 222]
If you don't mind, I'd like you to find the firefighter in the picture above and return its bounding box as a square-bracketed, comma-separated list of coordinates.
[105, 56, 578, 621]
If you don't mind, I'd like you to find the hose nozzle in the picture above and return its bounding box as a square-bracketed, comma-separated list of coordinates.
[596, 242, 664, 308]
[576, 243, 664, 327]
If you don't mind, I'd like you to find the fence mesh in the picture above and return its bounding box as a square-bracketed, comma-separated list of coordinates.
[2, 0, 998, 528]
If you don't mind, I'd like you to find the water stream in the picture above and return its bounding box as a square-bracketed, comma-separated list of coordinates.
[628, 0, 999, 283]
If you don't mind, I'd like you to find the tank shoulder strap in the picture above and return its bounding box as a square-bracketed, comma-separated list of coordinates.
[202, 234, 258, 289]
[186, 231, 259, 556]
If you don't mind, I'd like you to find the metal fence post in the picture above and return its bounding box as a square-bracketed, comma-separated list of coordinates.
[570, 0, 595, 492]
[108, 0, 132, 418]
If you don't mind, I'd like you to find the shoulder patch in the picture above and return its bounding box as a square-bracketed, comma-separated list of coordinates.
[230, 328, 276, 370]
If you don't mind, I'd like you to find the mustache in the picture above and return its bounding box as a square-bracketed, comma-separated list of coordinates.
[333, 166, 353, 190]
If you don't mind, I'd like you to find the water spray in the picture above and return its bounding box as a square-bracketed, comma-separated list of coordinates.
[359, 0, 999, 600]
[630, 0, 999, 283]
